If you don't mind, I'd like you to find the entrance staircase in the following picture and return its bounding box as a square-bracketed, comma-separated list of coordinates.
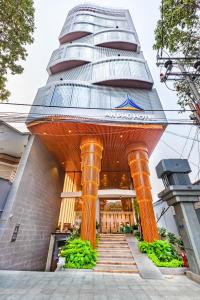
[94, 234, 138, 273]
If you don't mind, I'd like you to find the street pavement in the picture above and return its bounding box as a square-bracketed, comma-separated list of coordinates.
[0, 270, 200, 299]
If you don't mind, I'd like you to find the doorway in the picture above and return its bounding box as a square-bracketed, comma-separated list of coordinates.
[99, 198, 134, 233]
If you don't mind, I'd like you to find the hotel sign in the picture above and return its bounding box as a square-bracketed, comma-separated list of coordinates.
[105, 95, 152, 121]
[105, 112, 152, 121]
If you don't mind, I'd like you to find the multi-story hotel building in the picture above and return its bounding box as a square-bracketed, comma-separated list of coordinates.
[0, 4, 166, 270]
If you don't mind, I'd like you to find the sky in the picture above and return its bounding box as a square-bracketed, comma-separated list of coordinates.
[0, 0, 199, 200]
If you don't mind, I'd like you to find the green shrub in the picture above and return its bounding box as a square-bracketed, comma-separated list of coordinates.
[151, 240, 176, 262]
[65, 229, 80, 245]
[158, 227, 167, 238]
[133, 224, 138, 230]
[60, 239, 97, 269]
[138, 241, 150, 253]
[167, 232, 177, 245]
[148, 253, 184, 268]
[134, 230, 141, 240]
[138, 240, 183, 268]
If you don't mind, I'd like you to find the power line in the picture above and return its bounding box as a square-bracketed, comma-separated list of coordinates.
[160, 139, 199, 168]
[195, 130, 200, 180]
[0, 102, 197, 112]
[165, 129, 200, 143]
[180, 127, 193, 158]
[187, 127, 199, 160]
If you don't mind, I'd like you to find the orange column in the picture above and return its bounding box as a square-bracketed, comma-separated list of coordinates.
[127, 143, 159, 242]
[80, 136, 103, 248]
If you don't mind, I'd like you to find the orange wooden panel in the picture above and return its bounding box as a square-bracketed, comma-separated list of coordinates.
[127, 143, 159, 242]
[80, 137, 103, 248]
[28, 121, 165, 173]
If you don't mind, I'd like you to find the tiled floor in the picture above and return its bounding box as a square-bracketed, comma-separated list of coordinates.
[0, 270, 200, 299]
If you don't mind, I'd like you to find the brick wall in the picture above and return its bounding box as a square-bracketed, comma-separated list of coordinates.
[0, 136, 64, 270]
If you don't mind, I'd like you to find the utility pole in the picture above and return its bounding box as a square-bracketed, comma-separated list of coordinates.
[178, 63, 200, 124]
[157, 55, 200, 126]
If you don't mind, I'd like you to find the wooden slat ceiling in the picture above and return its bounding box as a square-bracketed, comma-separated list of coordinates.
[28, 120, 165, 173]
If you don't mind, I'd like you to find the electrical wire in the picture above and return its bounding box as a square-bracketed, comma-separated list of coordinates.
[160, 139, 199, 168]
[195, 129, 200, 180]
[0, 102, 197, 112]
[164, 81, 177, 92]
[179, 127, 193, 158]
[187, 127, 199, 160]
[164, 130, 200, 143]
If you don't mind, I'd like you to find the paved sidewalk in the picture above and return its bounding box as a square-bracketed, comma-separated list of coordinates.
[0, 270, 200, 300]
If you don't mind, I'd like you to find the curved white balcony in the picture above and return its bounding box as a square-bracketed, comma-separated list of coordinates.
[94, 30, 138, 51]
[47, 45, 93, 74]
[68, 4, 126, 18]
[47, 44, 140, 75]
[74, 14, 129, 29]
[92, 59, 153, 89]
[47, 58, 153, 89]
[60, 26, 138, 50]
[59, 23, 93, 44]
[60, 21, 131, 44]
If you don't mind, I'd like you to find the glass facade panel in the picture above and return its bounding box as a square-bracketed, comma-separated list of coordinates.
[110, 90, 125, 108]
[94, 31, 136, 45]
[72, 23, 94, 32]
[129, 61, 149, 80]
[66, 46, 93, 61]
[70, 86, 91, 107]
[90, 88, 111, 109]
[74, 14, 128, 28]
[92, 62, 109, 82]
[51, 85, 73, 107]
[66, 46, 81, 59]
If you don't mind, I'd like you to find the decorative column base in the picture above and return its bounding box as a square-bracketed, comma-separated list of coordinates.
[80, 136, 103, 248]
[127, 143, 159, 242]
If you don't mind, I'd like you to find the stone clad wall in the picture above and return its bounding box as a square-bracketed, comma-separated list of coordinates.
[0, 136, 64, 271]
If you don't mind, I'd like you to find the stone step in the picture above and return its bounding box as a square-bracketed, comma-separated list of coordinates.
[99, 240, 128, 245]
[99, 241, 128, 244]
[96, 234, 138, 274]
[99, 239, 126, 243]
[97, 257, 134, 263]
[98, 244, 129, 251]
[99, 253, 133, 258]
[100, 233, 124, 235]
[98, 246, 130, 249]
[100, 233, 125, 238]
[100, 236, 125, 238]
[93, 264, 138, 273]
[98, 249, 131, 252]
[100, 241, 126, 244]
[97, 261, 136, 265]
